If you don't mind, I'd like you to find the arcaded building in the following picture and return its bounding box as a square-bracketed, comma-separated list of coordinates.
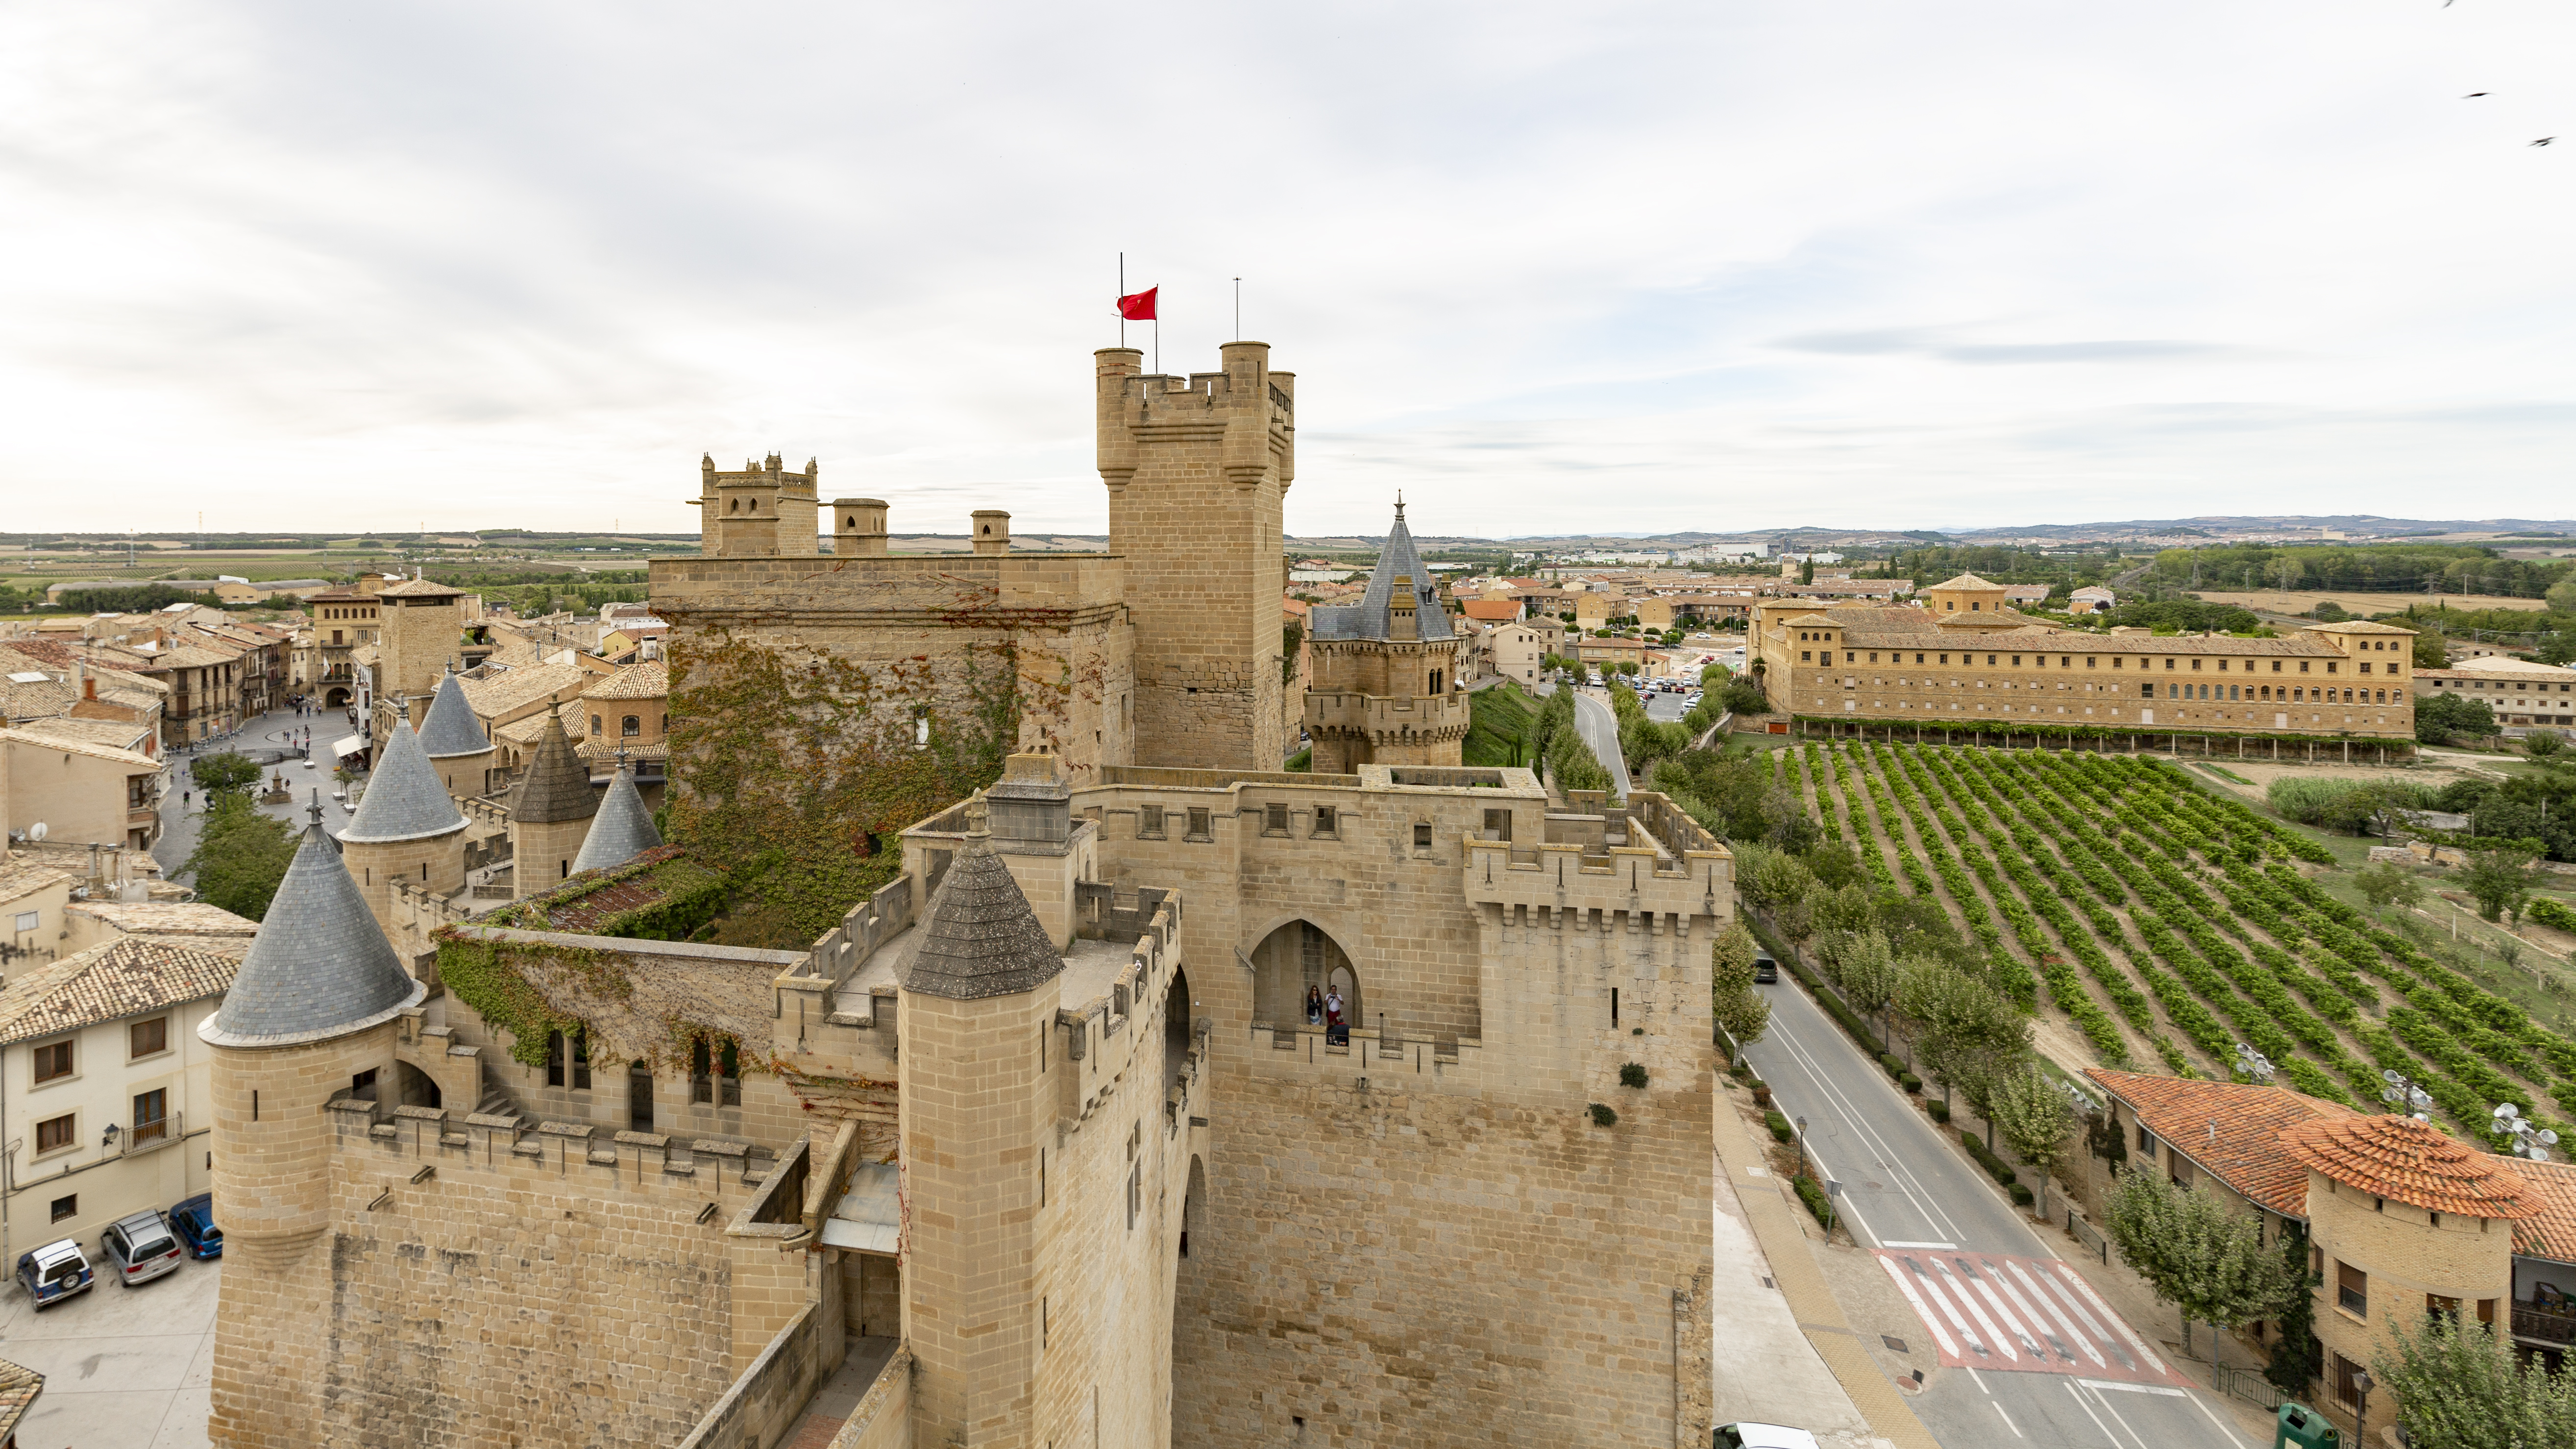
[1751, 572, 2418, 750]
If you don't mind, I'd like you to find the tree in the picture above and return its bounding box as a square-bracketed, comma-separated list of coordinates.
[2414, 631, 2451, 670]
[2462, 847, 2544, 922]
[2417, 692, 2499, 745]
[2355, 861, 2425, 917]
[1905, 963, 2026, 1131]
[2371, 1308, 2576, 1449]
[2549, 574, 2576, 616]
[1989, 1064, 2075, 1216]
[1710, 921, 1771, 1052]
[182, 793, 298, 921]
[2263, 1221, 2324, 1399]
[190, 751, 262, 795]
[1720, 677, 1770, 716]
[2528, 729, 2567, 760]
[1824, 928, 1899, 1049]
[1799, 557, 1815, 585]
[2102, 1170, 2295, 1361]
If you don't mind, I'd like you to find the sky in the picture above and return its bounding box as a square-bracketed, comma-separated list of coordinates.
[2, 2, 2572, 540]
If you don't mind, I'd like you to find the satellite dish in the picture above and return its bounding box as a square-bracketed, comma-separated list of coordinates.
[25, 822, 45, 842]
[2542, 1130, 2562, 1147]
[2497, 1104, 2522, 1120]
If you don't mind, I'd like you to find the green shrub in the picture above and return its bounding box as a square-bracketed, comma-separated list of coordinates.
[2009, 1182, 2035, 1207]
[2530, 898, 2576, 935]
[1588, 1102, 1618, 1127]
[1928, 1100, 1950, 1124]
[1792, 1174, 1834, 1229]
[1961, 1129, 2020, 1188]
[1766, 1110, 1794, 1143]
[1877, 1052, 1906, 1081]
[1618, 1061, 1648, 1089]
[1902, 1072, 1923, 1094]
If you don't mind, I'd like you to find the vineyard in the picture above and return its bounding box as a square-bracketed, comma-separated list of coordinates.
[1770, 738, 2576, 1143]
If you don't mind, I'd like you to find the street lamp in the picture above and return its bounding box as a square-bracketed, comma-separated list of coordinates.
[2353, 1368, 2374, 1447]
[101, 1122, 121, 1151]
[1794, 1116, 1808, 1180]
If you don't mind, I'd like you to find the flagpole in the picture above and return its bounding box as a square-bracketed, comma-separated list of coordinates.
[1119, 252, 1126, 349]
[1234, 277, 1241, 341]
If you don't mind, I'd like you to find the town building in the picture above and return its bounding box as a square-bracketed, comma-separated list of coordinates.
[1749, 573, 2419, 749]
[2081, 1069, 2576, 1435]
[201, 343, 1725, 1449]
[0, 728, 164, 851]
[0, 934, 243, 1278]
[2412, 654, 2576, 730]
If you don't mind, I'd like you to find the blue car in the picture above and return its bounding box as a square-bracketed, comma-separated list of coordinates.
[169, 1194, 222, 1260]
[16, 1239, 93, 1309]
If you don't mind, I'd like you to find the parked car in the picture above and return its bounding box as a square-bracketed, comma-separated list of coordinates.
[1752, 952, 1778, 984]
[16, 1239, 93, 1309]
[169, 1193, 223, 1260]
[98, 1209, 184, 1288]
[1715, 1425, 1821, 1449]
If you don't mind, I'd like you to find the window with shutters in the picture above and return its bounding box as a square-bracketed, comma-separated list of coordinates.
[33, 1039, 73, 1084]
[129, 1017, 169, 1060]
[2337, 1261, 2367, 1317]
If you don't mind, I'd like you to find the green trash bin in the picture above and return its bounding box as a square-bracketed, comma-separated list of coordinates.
[2275, 1400, 2341, 1449]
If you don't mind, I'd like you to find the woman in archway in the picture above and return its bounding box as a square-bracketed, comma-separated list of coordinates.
[1305, 984, 1324, 1027]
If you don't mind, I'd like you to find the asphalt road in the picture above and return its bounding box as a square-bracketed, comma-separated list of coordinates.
[1742, 973, 2255, 1449]
[1570, 689, 1635, 797]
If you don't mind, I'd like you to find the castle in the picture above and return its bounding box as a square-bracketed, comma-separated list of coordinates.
[200, 343, 1725, 1448]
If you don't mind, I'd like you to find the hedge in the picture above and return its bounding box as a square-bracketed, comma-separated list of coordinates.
[1928, 1100, 1950, 1124]
[1766, 1110, 1794, 1143]
[1961, 1129, 2021, 1189]
[1793, 1174, 1835, 1230]
[2531, 898, 2576, 935]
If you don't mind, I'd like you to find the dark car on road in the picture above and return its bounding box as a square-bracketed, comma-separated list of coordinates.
[170, 1194, 222, 1260]
[16, 1239, 93, 1309]
[99, 1209, 184, 1287]
[1752, 951, 1778, 984]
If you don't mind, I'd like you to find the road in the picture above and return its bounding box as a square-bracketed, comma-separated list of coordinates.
[1742, 972, 2255, 1449]
[1570, 689, 1635, 797]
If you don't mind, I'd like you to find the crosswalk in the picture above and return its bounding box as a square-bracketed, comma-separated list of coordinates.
[1873, 1248, 2188, 1387]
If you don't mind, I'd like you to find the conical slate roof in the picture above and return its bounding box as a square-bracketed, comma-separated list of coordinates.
[202, 801, 423, 1047]
[570, 763, 662, 875]
[341, 719, 467, 843]
[417, 669, 491, 759]
[509, 712, 597, 825]
[1307, 500, 1452, 642]
[897, 799, 1063, 1001]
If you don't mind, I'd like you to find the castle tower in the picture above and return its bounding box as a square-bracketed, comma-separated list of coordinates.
[1098, 342, 1294, 771]
[417, 666, 495, 799]
[568, 760, 661, 876]
[1302, 501, 1469, 773]
[832, 497, 890, 556]
[699, 452, 821, 558]
[336, 717, 468, 945]
[897, 797, 1064, 1447]
[200, 796, 425, 1449]
[508, 712, 598, 893]
[374, 575, 469, 713]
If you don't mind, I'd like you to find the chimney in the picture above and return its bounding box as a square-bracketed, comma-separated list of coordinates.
[833, 499, 890, 557]
[971, 510, 1011, 557]
[83, 676, 97, 700]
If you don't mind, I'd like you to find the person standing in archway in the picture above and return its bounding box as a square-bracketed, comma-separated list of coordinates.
[1306, 985, 1324, 1027]
[1324, 985, 1345, 1044]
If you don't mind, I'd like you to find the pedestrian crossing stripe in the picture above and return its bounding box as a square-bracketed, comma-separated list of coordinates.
[1873, 1248, 2187, 1386]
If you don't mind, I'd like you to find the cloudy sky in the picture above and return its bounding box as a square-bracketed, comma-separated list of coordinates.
[3, 2, 2571, 539]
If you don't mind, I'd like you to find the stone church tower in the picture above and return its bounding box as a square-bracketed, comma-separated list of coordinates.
[200, 801, 427, 1449]
[1097, 342, 1294, 772]
[1301, 501, 1469, 773]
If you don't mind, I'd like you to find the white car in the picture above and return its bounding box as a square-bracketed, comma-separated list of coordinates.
[1714, 1425, 1821, 1449]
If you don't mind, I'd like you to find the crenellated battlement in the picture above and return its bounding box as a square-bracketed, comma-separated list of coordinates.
[328, 1092, 783, 1203]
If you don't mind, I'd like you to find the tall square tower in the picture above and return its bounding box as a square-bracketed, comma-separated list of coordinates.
[1097, 343, 1293, 771]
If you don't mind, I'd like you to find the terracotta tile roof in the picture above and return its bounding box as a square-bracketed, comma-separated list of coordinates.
[582, 661, 667, 701]
[0, 936, 238, 1045]
[2086, 1068, 2358, 1216]
[1929, 573, 2008, 591]
[2278, 1114, 2542, 1220]
[2503, 1158, 2576, 1264]
[461, 662, 589, 722]
[0, 726, 158, 769]
[63, 901, 259, 937]
[0, 1354, 40, 1439]
[1458, 599, 1522, 621]
[10, 716, 154, 754]
[0, 861, 76, 905]
[378, 577, 465, 598]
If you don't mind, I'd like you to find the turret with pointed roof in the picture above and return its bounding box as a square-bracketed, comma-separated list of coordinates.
[509, 712, 599, 896]
[569, 761, 662, 877]
[417, 666, 495, 798]
[898, 797, 1064, 1000]
[1301, 501, 1470, 772]
[205, 794, 425, 1048]
[336, 718, 470, 943]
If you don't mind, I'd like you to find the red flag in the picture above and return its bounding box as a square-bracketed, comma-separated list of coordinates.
[1116, 286, 1158, 321]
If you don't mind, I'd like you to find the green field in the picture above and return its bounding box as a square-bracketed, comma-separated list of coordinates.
[1463, 683, 1537, 768]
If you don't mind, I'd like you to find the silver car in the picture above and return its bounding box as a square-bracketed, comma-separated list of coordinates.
[99, 1209, 184, 1288]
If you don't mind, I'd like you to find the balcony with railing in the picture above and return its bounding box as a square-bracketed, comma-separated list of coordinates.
[2513, 1298, 2576, 1346]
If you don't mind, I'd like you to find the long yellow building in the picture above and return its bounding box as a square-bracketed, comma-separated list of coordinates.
[1750, 573, 2417, 748]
